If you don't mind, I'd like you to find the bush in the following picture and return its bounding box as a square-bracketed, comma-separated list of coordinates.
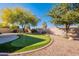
[9, 25, 19, 33]
[37, 29, 47, 34]
[31, 28, 47, 34]
[31, 29, 37, 33]
[12, 29, 18, 33]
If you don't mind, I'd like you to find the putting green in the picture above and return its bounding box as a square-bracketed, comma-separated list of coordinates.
[0, 33, 51, 53]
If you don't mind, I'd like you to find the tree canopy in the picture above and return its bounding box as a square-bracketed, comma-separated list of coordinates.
[48, 3, 79, 37]
[1, 7, 39, 32]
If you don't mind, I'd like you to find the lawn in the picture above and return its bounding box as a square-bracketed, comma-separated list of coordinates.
[0, 33, 51, 53]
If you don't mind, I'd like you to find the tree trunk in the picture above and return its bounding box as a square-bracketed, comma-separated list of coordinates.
[21, 24, 25, 33]
[65, 24, 70, 38]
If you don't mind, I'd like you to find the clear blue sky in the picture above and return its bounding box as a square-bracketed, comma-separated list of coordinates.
[0, 3, 57, 28]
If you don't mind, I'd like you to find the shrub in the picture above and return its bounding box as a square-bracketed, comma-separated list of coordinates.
[9, 25, 19, 33]
[31, 29, 37, 33]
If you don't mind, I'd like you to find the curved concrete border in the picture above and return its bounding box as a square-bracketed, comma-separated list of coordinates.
[0, 34, 54, 56]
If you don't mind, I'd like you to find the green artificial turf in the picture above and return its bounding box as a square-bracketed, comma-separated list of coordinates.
[0, 33, 51, 53]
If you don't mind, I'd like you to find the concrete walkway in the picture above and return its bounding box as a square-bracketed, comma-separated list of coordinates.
[0, 33, 19, 44]
[19, 35, 79, 56]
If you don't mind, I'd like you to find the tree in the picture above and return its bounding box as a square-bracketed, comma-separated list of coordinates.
[14, 8, 39, 32]
[42, 22, 47, 29]
[1, 8, 14, 26]
[48, 3, 79, 37]
[1, 7, 39, 32]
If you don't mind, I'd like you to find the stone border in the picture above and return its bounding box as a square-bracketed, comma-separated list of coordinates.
[0, 34, 53, 56]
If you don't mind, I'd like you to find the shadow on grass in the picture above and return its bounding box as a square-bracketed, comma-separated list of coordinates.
[0, 35, 44, 53]
[27, 33, 44, 35]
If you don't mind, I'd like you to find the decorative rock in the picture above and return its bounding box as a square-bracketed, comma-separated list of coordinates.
[68, 37, 74, 40]
[68, 28, 79, 40]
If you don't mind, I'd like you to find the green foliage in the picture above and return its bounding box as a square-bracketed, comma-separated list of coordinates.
[0, 23, 3, 28]
[9, 25, 19, 31]
[42, 22, 47, 29]
[1, 7, 39, 32]
[49, 3, 79, 37]
[49, 3, 79, 26]
[0, 23, 9, 28]
[13, 8, 39, 28]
